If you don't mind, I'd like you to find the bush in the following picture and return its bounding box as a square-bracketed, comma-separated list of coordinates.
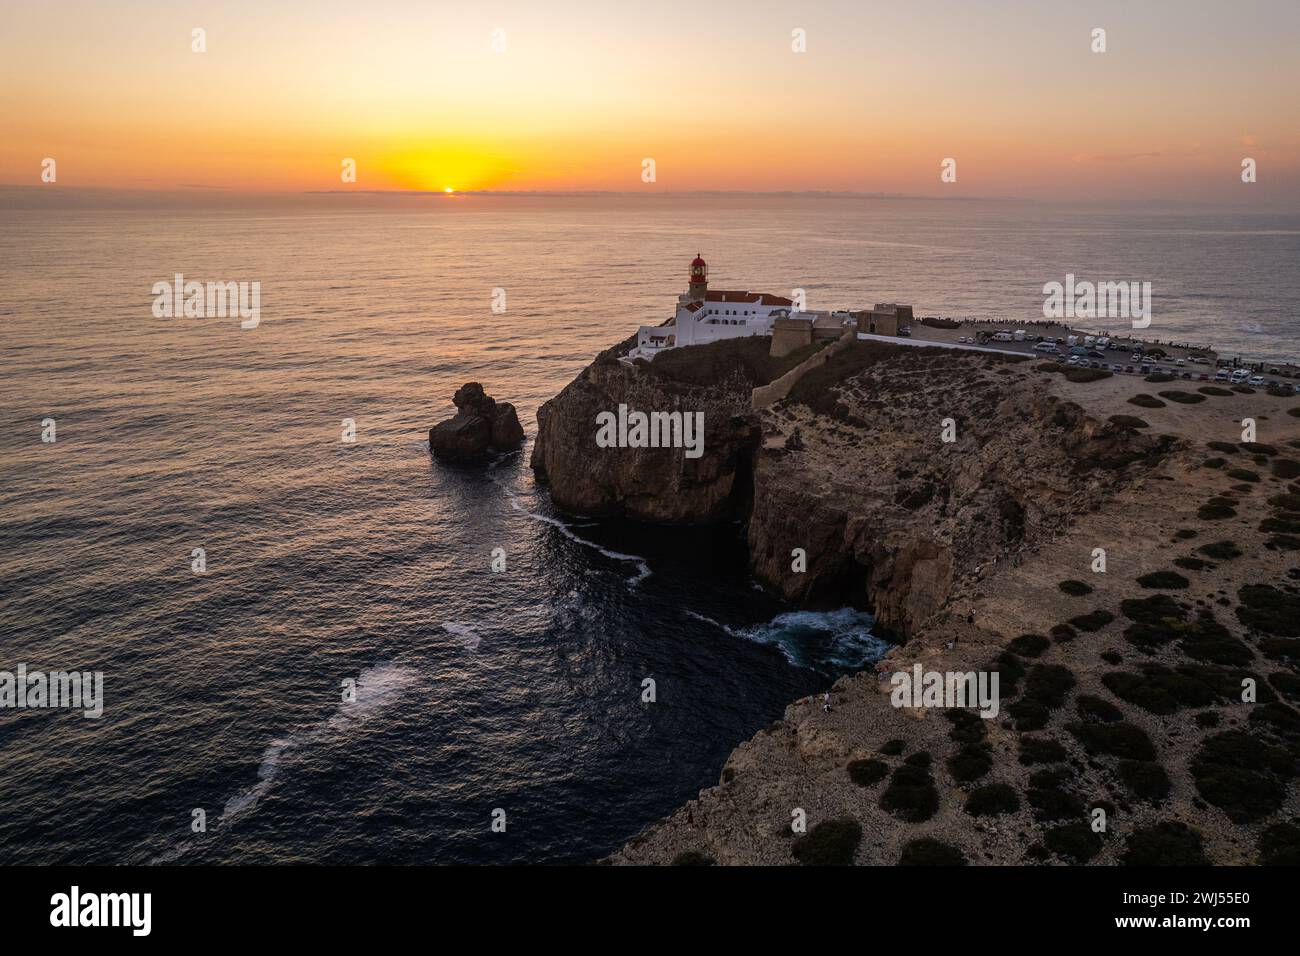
[1206, 441, 1239, 454]
[1198, 496, 1238, 519]
[1008, 633, 1051, 657]
[1066, 721, 1157, 760]
[1225, 468, 1260, 483]
[1045, 822, 1102, 862]
[1128, 393, 1166, 408]
[1191, 731, 1295, 823]
[1122, 822, 1208, 865]
[1070, 609, 1115, 631]
[1058, 579, 1093, 597]
[947, 743, 993, 782]
[880, 765, 940, 823]
[1198, 386, 1234, 396]
[1197, 540, 1241, 560]
[945, 708, 988, 744]
[1076, 694, 1122, 722]
[1019, 736, 1068, 765]
[1145, 373, 1176, 383]
[1108, 415, 1149, 429]
[1158, 390, 1205, 404]
[1102, 665, 1217, 715]
[904, 751, 932, 768]
[1236, 584, 1300, 636]
[1258, 822, 1300, 865]
[1028, 785, 1084, 821]
[791, 818, 863, 866]
[1063, 366, 1112, 383]
[1137, 570, 1190, 590]
[1273, 459, 1300, 479]
[671, 850, 716, 866]
[899, 838, 966, 865]
[847, 758, 889, 787]
[1173, 557, 1210, 571]
[1050, 623, 1077, 643]
[878, 738, 905, 756]
[1118, 760, 1171, 803]
[965, 783, 1020, 816]
[1202, 458, 1225, 469]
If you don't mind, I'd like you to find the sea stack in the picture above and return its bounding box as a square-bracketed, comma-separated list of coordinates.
[429, 382, 524, 461]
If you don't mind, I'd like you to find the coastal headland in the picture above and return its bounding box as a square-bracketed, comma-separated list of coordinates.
[532, 332, 1300, 865]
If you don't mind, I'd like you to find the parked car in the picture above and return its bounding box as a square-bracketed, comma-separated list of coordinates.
[1215, 369, 1231, 381]
[1140, 364, 1152, 374]
[1125, 365, 1135, 373]
[1176, 359, 1186, 367]
[1067, 355, 1081, 365]
[1033, 342, 1059, 353]
[897, 328, 911, 337]
[1181, 371, 1193, 380]
[1197, 373, 1209, 381]
[1231, 370, 1250, 383]
[958, 336, 968, 343]
[1249, 375, 1265, 386]
[1111, 364, 1124, 372]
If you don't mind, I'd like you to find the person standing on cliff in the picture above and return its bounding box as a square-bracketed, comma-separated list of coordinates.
[822, 692, 831, 713]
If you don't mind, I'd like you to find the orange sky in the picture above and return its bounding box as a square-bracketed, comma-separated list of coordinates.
[2, 0, 1298, 203]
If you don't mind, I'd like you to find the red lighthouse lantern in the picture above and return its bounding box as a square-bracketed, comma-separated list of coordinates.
[688, 254, 708, 300]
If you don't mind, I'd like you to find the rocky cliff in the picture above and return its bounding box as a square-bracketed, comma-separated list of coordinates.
[533, 335, 1300, 866]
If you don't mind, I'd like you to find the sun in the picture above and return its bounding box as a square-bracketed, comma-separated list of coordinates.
[444, 187, 454, 193]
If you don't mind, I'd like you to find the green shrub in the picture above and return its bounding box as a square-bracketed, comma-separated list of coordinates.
[847, 758, 889, 787]
[899, 838, 966, 865]
[1058, 580, 1093, 597]
[1118, 760, 1171, 803]
[1008, 633, 1050, 658]
[1191, 731, 1295, 823]
[1158, 390, 1205, 404]
[1207, 441, 1239, 454]
[965, 783, 1020, 816]
[1236, 584, 1300, 636]
[1050, 623, 1077, 643]
[1108, 415, 1149, 429]
[671, 850, 716, 866]
[1198, 386, 1234, 397]
[1076, 694, 1122, 722]
[1137, 570, 1189, 590]
[1258, 822, 1300, 865]
[947, 743, 994, 782]
[1202, 458, 1226, 469]
[1019, 736, 1068, 765]
[1066, 721, 1156, 760]
[791, 818, 863, 866]
[1145, 373, 1175, 383]
[1028, 785, 1084, 821]
[1045, 822, 1102, 862]
[904, 751, 932, 768]
[1273, 459, 1300, 479]
[878, 738, 905, 756]
[1122, 822, 1208, 865]
[1225, 467, 1260, 482]
[945, 708, 987, 744]
[1173, 556, 1210, 571]
[1128, 393, 1165, 408]
[1197, 540, 1241, 560]
[1070, 609, 1115, 631]
[880, 764, 940, 823]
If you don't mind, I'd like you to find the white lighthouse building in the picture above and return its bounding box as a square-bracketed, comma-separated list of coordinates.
[627, 255, 795, 361]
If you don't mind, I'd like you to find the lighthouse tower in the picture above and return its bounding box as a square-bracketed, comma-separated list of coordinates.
[688, 254, 708, 301]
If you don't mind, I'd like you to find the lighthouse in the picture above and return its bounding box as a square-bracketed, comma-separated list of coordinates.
[688, 254, 708, 301]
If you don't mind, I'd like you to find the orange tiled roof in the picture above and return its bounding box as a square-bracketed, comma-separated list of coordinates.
[704, 290, 794, 306]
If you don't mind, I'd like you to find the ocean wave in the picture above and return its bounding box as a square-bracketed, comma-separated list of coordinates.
[149, 662, 419, 863]
[442, 621, 482, 653]
[688, 607, 888, 672]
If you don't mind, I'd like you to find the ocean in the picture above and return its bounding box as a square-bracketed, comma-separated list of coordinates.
[1, 195, 1297, 864]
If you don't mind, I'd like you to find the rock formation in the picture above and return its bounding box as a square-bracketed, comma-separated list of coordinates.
[429, 382, 524, 462]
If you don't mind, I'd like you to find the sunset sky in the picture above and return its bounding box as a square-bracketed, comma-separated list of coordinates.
[2, 0, 1298, 202]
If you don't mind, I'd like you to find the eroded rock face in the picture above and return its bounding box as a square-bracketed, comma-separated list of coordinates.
[530, 350, 761, 523]
[429, 382, 524, 461]
[745, 347, 1171, 635]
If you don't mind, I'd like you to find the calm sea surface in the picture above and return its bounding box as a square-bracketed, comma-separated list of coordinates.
[1, 196, 1297, 864]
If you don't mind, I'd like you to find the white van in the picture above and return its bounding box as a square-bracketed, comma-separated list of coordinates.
[993, 331, 1014, 342]
[1066, 335, 1079, 347]
[1034, 342, 1059, 353]
[1013, 330, 1026, 341]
